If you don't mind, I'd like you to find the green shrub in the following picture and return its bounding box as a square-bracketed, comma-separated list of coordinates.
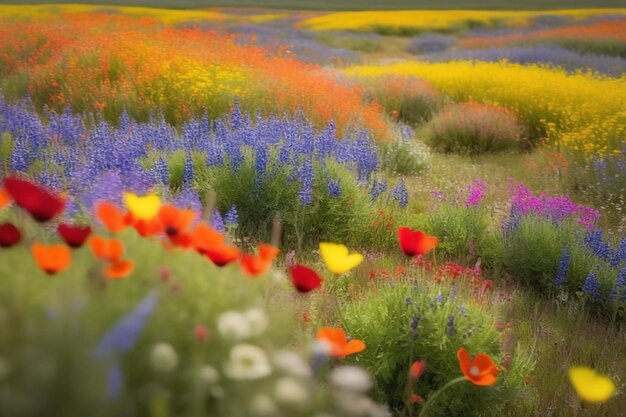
[379, 136, 431, 176]
[341, 275, 534, 417]
[195, 152, 371, 250]
[361, 75, 443, 125]
[426, 102, 525, 155]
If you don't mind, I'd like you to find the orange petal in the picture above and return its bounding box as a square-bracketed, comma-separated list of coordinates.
[317, 327, 347, 347]
[416, 235, 438, 255]
[130, 216, 163, 237]
[0, 187, 11, 210]
[240, 255, 271, 277]
[89, 236, 124, 263]
[96, 202, 128, 233]
[159, 205, 196, 235]
[457, 347, 471, 379]
[205, 245, 240, 267]
[192, 223, 225, 254]
[343, 339, 366, 357]
[259, 243, 279, 261]
[32, 243, 71, 275]
[104, 259, 134, 280]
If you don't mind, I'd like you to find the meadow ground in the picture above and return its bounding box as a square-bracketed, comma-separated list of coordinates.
[0, 4, 624, 417]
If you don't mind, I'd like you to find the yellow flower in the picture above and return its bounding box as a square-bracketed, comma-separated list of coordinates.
[319, 243, 363, 275]
[123, 192, 161, 221]
[568, 366, 616, 403]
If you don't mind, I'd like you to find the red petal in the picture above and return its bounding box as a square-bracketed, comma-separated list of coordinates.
[0, 222, 21, 247]
[3, 177, 65, 222]
[289, 264, 322, 293]
[57, 223, 92, 248]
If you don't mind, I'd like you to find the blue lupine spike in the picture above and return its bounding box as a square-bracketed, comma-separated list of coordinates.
[392, 178, 409, 208]
[610, 268, 626, 304]
[92, 291, 159, 359]
[582, 270, 601, 300]
[555, 245, 570, 290]
[225, 205, 239, 227]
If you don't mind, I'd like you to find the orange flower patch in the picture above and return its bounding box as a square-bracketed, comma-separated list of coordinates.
[457, 347, 499, 386]
[95, 202, 129, 233]
[32, 243, 71, 275]
[205, 245, 241, 267]
[191, 223, 225, 254]
[104, 259, 135, 280]
[88, 236, 125, 263]
[316, 327, 366, 358]
[158, 205, 196, 237]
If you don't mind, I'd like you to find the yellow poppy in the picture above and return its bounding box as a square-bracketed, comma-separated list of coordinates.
[319, 242, 363, 275]
[568, 366, 616, 403]
[123, 192, 161, 221]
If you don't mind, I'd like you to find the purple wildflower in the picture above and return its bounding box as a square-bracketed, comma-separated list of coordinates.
[225, 205, 239, 227]
[556, 245, 570, 290]
[211, 210, 225, 233]
[582, 270, 601, 300]
[465, 179, 487, 208]
[392, 178, 409, 208]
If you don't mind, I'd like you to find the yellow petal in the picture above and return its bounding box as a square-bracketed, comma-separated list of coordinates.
[123, 192, 161, 221]
[319, 242, 363, 275]
[568, 366, 616, 403]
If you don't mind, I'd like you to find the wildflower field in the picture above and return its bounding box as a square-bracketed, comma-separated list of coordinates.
[0, 3, 625, 417]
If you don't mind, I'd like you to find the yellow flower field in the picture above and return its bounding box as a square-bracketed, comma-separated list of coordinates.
[301, 9, 626, 33]
[346, 61, 626, 156]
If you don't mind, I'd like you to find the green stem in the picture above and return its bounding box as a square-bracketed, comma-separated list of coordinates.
[418, 376, 467, 417]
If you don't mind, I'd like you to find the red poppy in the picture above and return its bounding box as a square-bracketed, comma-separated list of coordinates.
[410, 360, 426, 380]
[32, 243, 71, 275]
[195, 325, 208, 342]
[457, 347, 499, 386]
[191, 223, 225, 254]
[104, 259, 134, 280]
[158, 205, 196, 237]
[0, 222, 21, 247]
[398, 227, 439, 257]
[205, 245, 241, 267]
[88, 236, 124, 263]
[3, 177, 65, 222]
[0, 187, 11, 210]
[289, 264, 322, 293]
[57, 223, 92, 248]
[95, 202, 128, 233]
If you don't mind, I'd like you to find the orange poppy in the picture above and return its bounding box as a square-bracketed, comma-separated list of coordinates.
[95, 202, 128, 233]
[240, 254, 272, 276]
[158, 205, 196, 237]
[104, 259, 135, 280]
[316, 327, 366, 358]
[88, 236, 124, 263]
[191, 223, 225, 254]
[32, 243, 72, 275]
[398, 227, 438, 257]
[168, 232, 194, 249]
[0, 187, 11, 210]
[410, 360, 426, 380]
[205, 245, 241, 267]
[259, 243, 279, 261]
[127, 214, 163, 237]
[457, 347, 499, 386]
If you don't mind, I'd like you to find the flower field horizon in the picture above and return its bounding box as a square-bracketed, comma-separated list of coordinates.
[0, 4, 624, 417]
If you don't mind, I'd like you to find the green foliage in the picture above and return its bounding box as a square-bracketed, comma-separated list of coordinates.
[379, 137, 431, 176]
[341, 277, 534, 416]
[499, 217, 620, 317]
[412, 202, 490, 261]
[194, 152, 371, 250]
[426, 103, 526, 155]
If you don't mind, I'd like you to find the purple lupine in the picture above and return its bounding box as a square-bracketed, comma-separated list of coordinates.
[611, 237, 626, 268]
[211, 210, 225, 233]
[298, 159, 314, 206]
[392, 178, 409, 208]
[584, 230, 613, 261]
[154, 158, 169, 185]
[107, 363, 123, 400]
[465, 179, 487, 208]
[555, 245, 570, 290]
[173, 187, 202, 215]
[225, 205, 239, 227]
[182, 152, 194, 186]
[92, 291, 159, 359]
[370, 179, 387, 201]
[327, 179, 341, 198]
[582, 270, 601, 300]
